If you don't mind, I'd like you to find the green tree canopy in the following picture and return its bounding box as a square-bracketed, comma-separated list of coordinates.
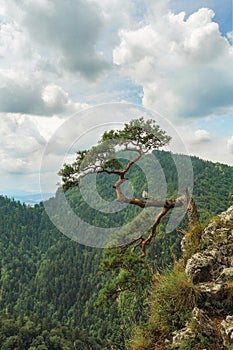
[59, 117, 171, 190]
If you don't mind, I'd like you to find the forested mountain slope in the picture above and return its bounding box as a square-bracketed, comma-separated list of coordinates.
[0, 151, 232, 349]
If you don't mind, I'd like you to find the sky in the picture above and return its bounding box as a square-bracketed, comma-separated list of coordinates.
[0, 0, 232, 197]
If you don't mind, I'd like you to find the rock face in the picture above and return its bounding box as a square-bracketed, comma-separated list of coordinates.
[172, 307, 215, 348]
[172, 206, 233, 349]
[221, 316, 233, 347]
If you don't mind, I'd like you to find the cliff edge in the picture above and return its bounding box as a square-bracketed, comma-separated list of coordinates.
[129, 206, 233, 350]
[172, 206, 233, 349]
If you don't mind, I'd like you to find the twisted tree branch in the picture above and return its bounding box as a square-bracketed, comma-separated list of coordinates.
[113, 171, 199, 257]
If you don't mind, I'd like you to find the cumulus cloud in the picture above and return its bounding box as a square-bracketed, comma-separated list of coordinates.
[0, 112, 84, 176]
[113, 3, 233, 121]
[0, 21, 32, 59]
[0, 75, 44, 114]
[42, 84, 69, 110]
[4, 0, 110, 79]
[169, 0, 233, 36]
[41, 83, 89, 115]
[194, 129, 211, 142]
[0, 65, 88, 115]
[0, 114, 46, 173]
[0, 0, 232, 195]
[90, 0, 144, 45]
[0, 0, 113, 115]
[0, 115, 46, 152]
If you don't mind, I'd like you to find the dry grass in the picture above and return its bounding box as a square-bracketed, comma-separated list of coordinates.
[180, 223, 207, 263]
[127, 262, 198, 349]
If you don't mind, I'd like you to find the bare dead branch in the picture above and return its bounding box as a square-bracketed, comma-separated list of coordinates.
[126, 235, 143, 248]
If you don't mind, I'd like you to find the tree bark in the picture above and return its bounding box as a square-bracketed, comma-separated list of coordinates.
[140, 207, 170, 257]
[110, 156, 200, 257]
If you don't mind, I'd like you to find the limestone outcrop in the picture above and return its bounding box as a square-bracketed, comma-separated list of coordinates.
[171, 206, 233, 349]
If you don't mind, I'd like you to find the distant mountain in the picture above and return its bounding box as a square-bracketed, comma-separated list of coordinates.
[13, 192, 54, 205]
[0, 192, 54, 205]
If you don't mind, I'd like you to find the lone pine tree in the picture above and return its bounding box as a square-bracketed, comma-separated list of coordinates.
[59, 117, 199, 257]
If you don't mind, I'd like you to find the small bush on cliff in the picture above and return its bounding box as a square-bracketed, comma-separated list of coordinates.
[181, 223, 207, 263]
[149, 262, 197, 332]
[127, 262, 197, 349]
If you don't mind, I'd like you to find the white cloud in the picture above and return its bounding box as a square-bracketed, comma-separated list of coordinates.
[194, 129, 211, 142]
[0, 0, 232, 196]
[0, 1, 113, 115]
[3, 0, 110, 79]
[33, 116, 65, 141]
[41, 83, 89, 115]
[0, 114, 46, 173]
[0, 21, 31, 59]
[113, 4, 233, 121]
[169, 0, 232, 36]
[0, 75, 44, 114]
[2, 113, 76, 189]
[89, 0, 132, 26]
[0, 67, 88, 115]
[227, 135, 233, 153]
[42, 84, 69, 109]
[172, 124, 233, 166]
[0, 114, 45, 151]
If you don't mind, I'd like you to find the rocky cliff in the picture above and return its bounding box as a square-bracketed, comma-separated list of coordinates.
[172, 206, 233, 349]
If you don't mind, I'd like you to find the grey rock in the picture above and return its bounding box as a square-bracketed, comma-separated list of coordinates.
[174, 206, 233, 348]
[185, 252, 215, 283]
[172, 308, 215, 348]
[172, 325, 195, 348]
[185, 207, 233, 288]
[220, 315, 233, 347]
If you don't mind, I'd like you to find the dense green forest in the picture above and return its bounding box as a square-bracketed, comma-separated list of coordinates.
[0, 151, 233, 349]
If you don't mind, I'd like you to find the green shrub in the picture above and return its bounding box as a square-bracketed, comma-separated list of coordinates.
[181, 223, 207, 263]
[150, 262, 197, 332]
[128, 262, 198, 349]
